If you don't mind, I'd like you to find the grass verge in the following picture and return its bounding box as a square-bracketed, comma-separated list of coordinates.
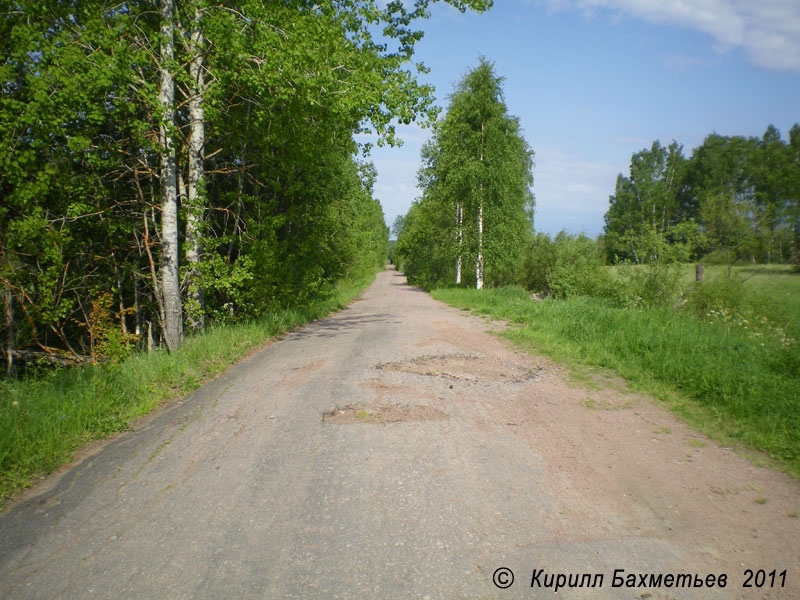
[0, 273, 375, 504]
[432, 285, 800, 477]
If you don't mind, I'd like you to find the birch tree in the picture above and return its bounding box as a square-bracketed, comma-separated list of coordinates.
[183, 3, 206, 332]
[603, 141, 686, 263]
[397, 58, 534, 288]
[158, 0, 183, 351]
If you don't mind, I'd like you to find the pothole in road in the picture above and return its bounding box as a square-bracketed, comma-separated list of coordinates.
[323, 403, 448, 425]
[377, 353, 542, 384]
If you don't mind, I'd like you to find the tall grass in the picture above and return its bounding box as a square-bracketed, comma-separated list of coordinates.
[0, 274, 374, 502]
[691, 265, 799, 338]
[433, 285, 800, 475]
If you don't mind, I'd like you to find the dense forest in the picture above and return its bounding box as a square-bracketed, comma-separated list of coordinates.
[0, 0, 492, 375]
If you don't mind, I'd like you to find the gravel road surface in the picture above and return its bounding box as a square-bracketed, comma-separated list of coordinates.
[1, 268, 798, 599]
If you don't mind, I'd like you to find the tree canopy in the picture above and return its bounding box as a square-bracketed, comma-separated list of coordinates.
[1, 0, 492, 373]
[395, 58, 534, 288]
[603, 125, 800, 266]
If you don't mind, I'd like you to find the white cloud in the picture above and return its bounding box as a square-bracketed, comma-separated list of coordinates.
[540, 0, 800, 74]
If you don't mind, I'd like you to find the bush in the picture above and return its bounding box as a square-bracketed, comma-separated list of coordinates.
[616, 261, 684, 307]
[516, 231, 620, 300]
[684, 276, 745, 318]
[514, 233, 555, 292]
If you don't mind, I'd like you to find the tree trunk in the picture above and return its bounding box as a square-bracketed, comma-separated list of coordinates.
[695, 263, 704, 282]
[158, 0, 183, 351]
[455, 203, 462, 284]
[476, 199, 484, 289]
[142, 209, 167, 340]
[114, 262, 128, 335]
[184, 7, 206, 332]
[4, 285, 14, 377]
[134, 273, 142, 347]
[476, 121, 485, 290]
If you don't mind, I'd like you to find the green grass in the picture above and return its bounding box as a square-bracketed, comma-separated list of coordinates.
[683, 264, 800, 337]
[432, 283, 800, 476]
[0, 273, 375, 503]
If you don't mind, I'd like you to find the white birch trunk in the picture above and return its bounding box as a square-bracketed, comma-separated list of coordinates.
[476, 199, 484, 289]
[455, 203, 462, 284]
[476, 121, 485, 290]
[185, 7, 206, 332]
[159, 0, 183, 351]
[134, 275, 142, 339]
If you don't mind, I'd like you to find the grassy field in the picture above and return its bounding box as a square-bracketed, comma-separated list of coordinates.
[654, 264, 798, 337]
[690, 265, 800, 336]
[0, 274, 375, 503]
[433, 266, 800, 476]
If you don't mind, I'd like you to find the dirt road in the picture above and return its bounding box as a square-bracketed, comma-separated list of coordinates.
[1, 268, 797, 599]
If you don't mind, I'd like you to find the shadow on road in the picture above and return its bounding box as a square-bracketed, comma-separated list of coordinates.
[390, 282, 427, 292]
[387, 271, 428, 293]
[286, 313, 401, 339]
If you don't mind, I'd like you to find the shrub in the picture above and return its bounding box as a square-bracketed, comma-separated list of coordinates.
[514, 233, 555, 292]
[684, 276, 745, 318]
[516, 231, 619, 300]
[616, 261, 684, 307]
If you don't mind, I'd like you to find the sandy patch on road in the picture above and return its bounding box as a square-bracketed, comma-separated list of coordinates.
[378, 352, 543, 384]
[323, 403, 448, 425]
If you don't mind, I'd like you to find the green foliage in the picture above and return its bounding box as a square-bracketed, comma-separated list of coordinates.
[395, 58, 534, 288]
[616, 261, 683, 307]
[604, 141, 686, 263]
[515, 232, 618, 300]
[605, 125, 800, 267]
[699, 250, 732, 265]
[684, 276, 746, 318]
[4, 0, 501, 371]
[86, 293, 139, 364]
[698, 190, 751, 268]
[394, 198, 456, 289]
[1, 0, 497, 493]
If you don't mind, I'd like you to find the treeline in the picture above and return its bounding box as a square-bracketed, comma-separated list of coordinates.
[397, 116, 799, 295]
[1, 0, 491, 375]
[604, 126, 800, 266]
[395, 59, 534, 288]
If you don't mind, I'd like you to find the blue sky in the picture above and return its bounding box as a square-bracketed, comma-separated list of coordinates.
[365, 0, 800, 238]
